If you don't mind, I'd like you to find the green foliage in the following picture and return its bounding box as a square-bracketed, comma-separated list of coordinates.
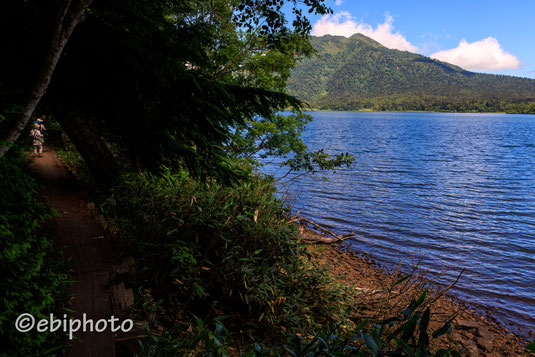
[235, 0, 332, 43]
[137, 311, 232, 356]
[180, 1, 317, 93]
[282, 149, 353, 178]
[228, 111, 353, 179]
[102, 169, 354, 347]
[40, 0, 334, 183]
[288, 34, 535, 113]
[250, 290, 459, 356]
[3, 0, 317, 183]
[1, 0, 346, 185]
[180, 2, 347, 180]
[506, 101, 535, 114]
[230, 112, 312, 167]
[0, 147, 69, 355]
[0, 104, 24, 135]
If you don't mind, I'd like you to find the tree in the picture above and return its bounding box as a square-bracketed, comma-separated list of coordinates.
[1, 0, 339, 183]
[228, 111, 353, 180]
[45, 0, 335, 181]
[0, 0, 93, 159]
[176, 1, 352, 178]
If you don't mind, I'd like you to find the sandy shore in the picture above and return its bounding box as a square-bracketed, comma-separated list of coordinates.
[302, 227, 533, 356]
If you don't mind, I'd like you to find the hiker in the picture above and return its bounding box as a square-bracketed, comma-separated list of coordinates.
[30, 123, 44, 157]
[34, 114, 47, 132]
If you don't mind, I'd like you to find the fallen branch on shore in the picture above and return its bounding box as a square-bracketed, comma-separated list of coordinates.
[289, 213, 357, 244]
[425, 268, 465, 306]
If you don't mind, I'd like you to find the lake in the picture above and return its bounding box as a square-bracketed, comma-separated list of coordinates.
[263, 111, 535, 335]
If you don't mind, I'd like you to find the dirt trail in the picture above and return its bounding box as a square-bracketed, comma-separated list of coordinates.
[31, 146, 116, 356]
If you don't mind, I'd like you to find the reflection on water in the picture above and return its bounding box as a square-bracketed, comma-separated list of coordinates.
[263, 111, 535, 334]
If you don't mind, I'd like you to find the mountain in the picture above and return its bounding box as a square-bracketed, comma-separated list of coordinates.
[287, 34, 535, 113]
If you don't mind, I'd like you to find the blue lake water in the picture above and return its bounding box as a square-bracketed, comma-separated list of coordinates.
[263, 111, 535, 334]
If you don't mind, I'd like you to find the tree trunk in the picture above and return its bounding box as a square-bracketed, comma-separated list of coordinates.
[58, 110, 119, 185]
[0, 0, 93, 159]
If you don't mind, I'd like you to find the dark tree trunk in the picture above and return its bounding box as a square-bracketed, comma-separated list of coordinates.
[58, 111, 119, 185]
[0, 0, 93, 159]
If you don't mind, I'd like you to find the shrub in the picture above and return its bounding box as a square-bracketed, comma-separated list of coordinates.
[0, 147, 69, 355]
[103, 169, 353, 340]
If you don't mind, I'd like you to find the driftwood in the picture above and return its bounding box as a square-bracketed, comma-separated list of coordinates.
[301, 231, 354, 244]
[289, 214, 357, 244]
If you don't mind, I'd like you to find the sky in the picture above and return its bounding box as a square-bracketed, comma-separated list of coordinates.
[297, 0, 535, 79]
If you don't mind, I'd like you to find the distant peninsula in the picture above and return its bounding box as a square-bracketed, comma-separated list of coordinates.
[287, 34, 535, 114]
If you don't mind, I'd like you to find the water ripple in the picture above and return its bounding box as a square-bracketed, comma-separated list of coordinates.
[264, 111, 535, 335]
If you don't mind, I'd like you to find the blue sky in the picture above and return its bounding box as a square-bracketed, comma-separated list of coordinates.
[299, 0, 535, 79]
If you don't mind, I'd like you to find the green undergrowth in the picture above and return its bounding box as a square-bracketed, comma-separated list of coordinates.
[0, 146, 70, 356]
[102, 169, 460, 356]
[103, 170, 353, 340]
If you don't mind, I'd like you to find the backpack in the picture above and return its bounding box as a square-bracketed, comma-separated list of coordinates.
[30, 128, 42, 139]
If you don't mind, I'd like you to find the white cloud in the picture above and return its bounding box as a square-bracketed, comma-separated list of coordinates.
[334, 0, 343, 5]
[430, 37, 520, 71]
[311, 12, 418, 52]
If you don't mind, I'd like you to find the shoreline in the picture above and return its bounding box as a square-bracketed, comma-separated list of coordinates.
[301, 226, 533, 356]
[292, 108, 535, 115]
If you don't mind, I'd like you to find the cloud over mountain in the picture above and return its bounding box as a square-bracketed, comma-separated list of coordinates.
[431, 37, 520, 71]
[311, 12, 417, 52]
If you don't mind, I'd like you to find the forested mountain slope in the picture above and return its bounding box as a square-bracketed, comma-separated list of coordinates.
[287, 34, 535, 113]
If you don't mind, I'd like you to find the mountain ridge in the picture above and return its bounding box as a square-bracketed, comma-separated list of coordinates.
[287, 34, 535, 113]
